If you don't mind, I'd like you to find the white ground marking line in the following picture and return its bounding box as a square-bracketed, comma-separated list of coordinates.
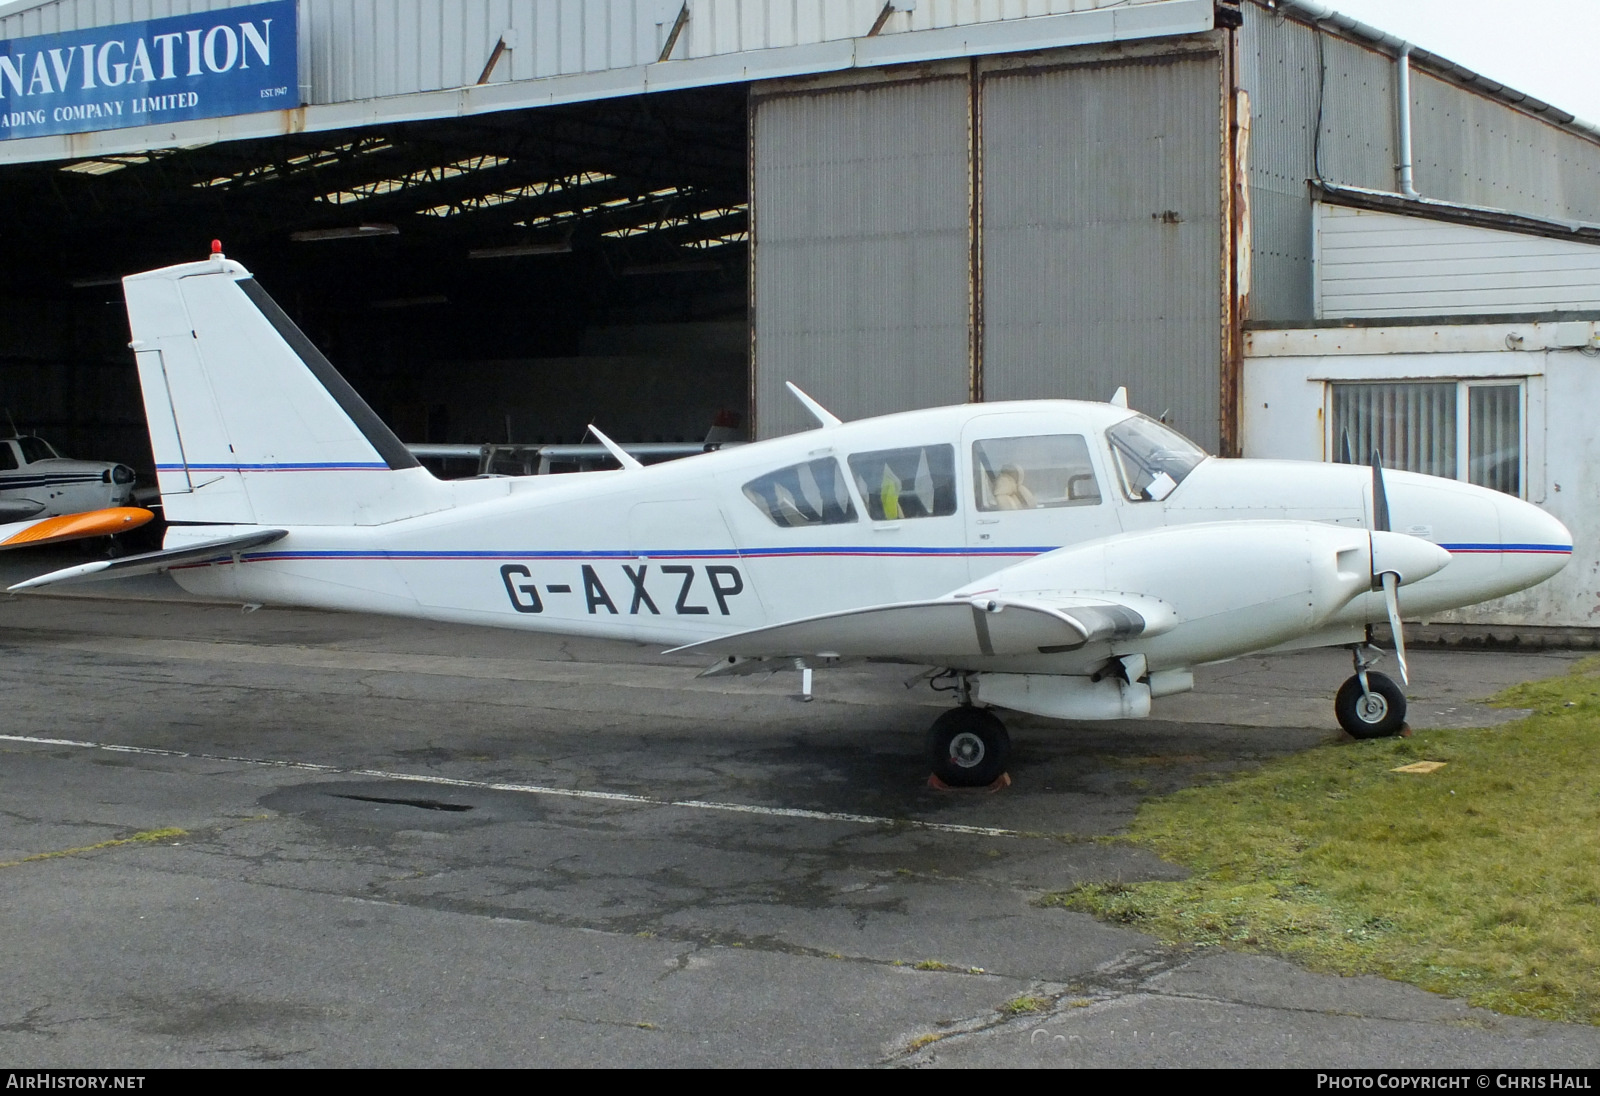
[0, 734, 1037, 839]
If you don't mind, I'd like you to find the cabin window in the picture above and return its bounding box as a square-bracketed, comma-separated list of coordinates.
[15, 437, 58, 463]
[1106, 416, 1207, 501]
[742, 457, 858, 527]
[1329, 381, 1524, 497]
[973, 435, 1101, 511]
[0, 445, 15, 471]
[847, 445, 957, 521]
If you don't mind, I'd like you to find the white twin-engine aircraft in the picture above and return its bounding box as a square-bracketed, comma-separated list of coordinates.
[11, 249, 1573, 785]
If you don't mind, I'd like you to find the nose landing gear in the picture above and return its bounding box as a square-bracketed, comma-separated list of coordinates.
[1335, 645, 1408, 738]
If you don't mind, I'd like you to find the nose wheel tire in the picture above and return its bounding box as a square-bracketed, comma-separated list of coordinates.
[1335, 672, 1407, 738]
[926, 707, 1011, 787]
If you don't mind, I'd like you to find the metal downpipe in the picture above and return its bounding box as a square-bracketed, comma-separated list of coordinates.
[1396, 44, 1420, 198]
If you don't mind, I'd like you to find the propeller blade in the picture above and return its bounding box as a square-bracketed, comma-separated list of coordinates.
[1381, 571, 1409, 686]
[1338, 429, 1353, 465]
[1370, 449, 1391, 533]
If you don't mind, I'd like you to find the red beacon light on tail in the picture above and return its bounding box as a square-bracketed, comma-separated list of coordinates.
[210, 239, 224, 259]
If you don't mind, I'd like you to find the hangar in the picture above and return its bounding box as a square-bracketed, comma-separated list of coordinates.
[1, 0, 1598, 626]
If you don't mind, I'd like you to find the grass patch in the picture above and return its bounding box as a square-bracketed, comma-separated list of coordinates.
[1047, 658, 1600, 1025]
[0, 827, 186, 869]
[1001, 995, 1049, 1015]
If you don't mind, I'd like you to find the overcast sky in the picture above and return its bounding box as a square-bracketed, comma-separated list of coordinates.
[0, 0, 1595, 123]
[1324, 0, 1600, 124]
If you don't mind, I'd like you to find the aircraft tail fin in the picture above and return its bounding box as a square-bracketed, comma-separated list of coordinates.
[124, 251, 444, 526]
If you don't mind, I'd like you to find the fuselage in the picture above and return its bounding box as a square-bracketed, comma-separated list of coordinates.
[0, 436, 137, 521]
[163, 400, 1571, 676]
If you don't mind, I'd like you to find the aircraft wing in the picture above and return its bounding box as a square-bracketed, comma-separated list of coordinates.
[0, 507, 153, 552]
[670, 591, 1173, 665]
[7, 527, 286, 591]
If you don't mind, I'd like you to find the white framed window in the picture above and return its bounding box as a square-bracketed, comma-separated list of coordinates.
[972, 434, 1102, 511]
[1328, 380, 1526, 497]
[847, 445, 957, 522]
[742, 457, 858, 528]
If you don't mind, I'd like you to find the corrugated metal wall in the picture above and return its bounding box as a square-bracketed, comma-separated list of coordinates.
[1315, 203, 1600, 318]
[1240, 2, 1600, 324]
[304, 0, 681, 103]
[1236, 6, 1317, 323]
[1411, 71, 1600, 226]
[980, 54, 1224, 450]
[751, 77, 973, 438]
[1241, 4, 1395, 323]
[1, 0, 1180, 107]
[1314, 34, 1396, 191]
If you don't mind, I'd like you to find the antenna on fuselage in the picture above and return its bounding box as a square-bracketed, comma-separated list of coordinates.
[1108, 387, 1129, 408]
[586, 423, 644, 471]
[785, 382, 842, 428]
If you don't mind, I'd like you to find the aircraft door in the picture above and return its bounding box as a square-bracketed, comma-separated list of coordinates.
[962, 414, 1121, 583]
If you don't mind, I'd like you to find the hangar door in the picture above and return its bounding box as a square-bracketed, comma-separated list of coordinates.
[751, 77, 974, 439]
[751, 48, 1226, 451]
[981, 55, 1225, 451]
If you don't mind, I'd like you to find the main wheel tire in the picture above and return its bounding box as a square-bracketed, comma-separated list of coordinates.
[1334, 672, 1407, 738]
[926, 707, 1011, 787]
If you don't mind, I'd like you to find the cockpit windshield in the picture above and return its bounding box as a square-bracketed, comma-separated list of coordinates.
[16, 437, 60, 463]
[1105, 415, 1207, 501]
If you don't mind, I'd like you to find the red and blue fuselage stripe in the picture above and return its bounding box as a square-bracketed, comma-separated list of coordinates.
[156, 462, 390, 471]
[184, 542, 1575, 567]
[1438, 543, 1573, 554]
[234, 546, 1058, 563]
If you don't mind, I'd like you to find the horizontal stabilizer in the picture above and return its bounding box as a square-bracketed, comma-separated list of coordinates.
[8, 528, 286, 591]
[670, 593, 1154, 663]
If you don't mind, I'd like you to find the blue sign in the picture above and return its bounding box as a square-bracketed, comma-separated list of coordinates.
[0, 0, 299, 141]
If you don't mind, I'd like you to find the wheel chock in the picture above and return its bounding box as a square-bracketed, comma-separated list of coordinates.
[926, 772, 1012, 793]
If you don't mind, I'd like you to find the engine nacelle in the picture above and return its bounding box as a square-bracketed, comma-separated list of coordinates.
[980, 520, 1449, 669]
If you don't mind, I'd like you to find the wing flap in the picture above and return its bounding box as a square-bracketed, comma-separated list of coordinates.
[7, 527, 287, 591]
[670, 589, 1175, 663]
[671, 598, 1085, 661]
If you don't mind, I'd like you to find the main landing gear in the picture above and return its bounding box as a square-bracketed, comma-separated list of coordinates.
[925, 673, 1011, 787]
[1335, 645, 1408, 739]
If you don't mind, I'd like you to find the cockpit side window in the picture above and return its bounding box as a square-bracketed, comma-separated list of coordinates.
[0, 443, 16, 471]
[1105, 415, 1207, 501]
[973, 435, 1101, 511]
[16, 437, 58, 463]
[742, 457, 858, 527]
[847, 444, 957, 521]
